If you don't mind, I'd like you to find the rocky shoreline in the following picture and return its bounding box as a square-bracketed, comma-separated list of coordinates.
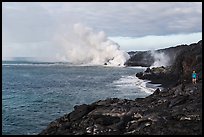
[39, 40, 202, 135]
[39, 82, 202, 135]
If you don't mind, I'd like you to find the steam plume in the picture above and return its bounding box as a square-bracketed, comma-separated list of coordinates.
[150, 51, 170, 67]
[56, 23, 130, 66]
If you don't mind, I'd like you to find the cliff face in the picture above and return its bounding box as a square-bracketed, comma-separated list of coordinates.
[135, 40, 202, 87]
[171, 40, 202, 84]
[125, 42, 198, 67]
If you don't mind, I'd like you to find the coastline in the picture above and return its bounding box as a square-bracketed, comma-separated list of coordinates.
[39, 66, 202, 135]
[39, 40, 202, 135]
[128, 66, 162, 93]
[39, 80, 202, 135]
[39, 64, 202, 135]
[39, 76, 202, 135]
[134, 76, 158, 94]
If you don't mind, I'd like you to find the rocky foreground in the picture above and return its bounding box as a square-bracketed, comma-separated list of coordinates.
[39, 40, 202, 135]
[39, 82, 202, 135]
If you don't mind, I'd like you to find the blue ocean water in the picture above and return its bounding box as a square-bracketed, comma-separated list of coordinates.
[2, 61, 153, 135]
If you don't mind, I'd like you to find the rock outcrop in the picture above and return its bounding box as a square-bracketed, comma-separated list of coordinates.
[125, 51, 154, 67]
[136, 66, 178, 88]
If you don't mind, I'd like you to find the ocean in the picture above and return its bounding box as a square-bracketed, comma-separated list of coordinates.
[2, 61, 157, 135]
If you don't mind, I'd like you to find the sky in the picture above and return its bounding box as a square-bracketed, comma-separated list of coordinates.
[2, 2, 202, 59]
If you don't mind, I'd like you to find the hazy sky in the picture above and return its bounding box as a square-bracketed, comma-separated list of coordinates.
[2, 2, 202, 58]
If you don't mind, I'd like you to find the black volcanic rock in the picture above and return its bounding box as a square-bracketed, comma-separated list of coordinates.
[170, 40, 202, 84]
[135, 40, 202, 87]
[39, 81, 202, 135]
[144, 67, 151, 73]
[125, 43, 192, 67]
[39, 40, 202, 135]
[125, 51, 154, 67]
[136, 66, 178, 88]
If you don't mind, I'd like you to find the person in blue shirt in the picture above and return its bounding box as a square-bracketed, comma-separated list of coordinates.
[192, 70, 197, 84]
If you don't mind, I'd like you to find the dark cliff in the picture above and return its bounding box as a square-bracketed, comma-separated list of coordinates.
[171, 40, 202, 84]
[125, 51, 154, 67]
[125, 42, 198, 67]
[136, 40, 202, 87]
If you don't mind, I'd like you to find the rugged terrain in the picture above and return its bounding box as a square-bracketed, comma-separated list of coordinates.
[39, 40, 202, 135]
[39, 82, 202, 135]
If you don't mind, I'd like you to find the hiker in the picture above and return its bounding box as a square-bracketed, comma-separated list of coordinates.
[192, 70, 197, 84]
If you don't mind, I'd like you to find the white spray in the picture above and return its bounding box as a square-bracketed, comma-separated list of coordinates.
[56, 23, 130, 66]
[150, 50, 170, 67]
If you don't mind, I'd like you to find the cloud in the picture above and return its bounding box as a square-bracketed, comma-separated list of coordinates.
[2, 2, 202, 58]
[3, 2, 58, 43]
[3, 2, 202, 38]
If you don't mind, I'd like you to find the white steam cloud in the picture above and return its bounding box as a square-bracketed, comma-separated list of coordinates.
[56, 23, 130, 66]
[150, 51, 170, 67]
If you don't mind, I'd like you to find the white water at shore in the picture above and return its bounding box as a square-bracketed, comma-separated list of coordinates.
[112, 75, 159, 95]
